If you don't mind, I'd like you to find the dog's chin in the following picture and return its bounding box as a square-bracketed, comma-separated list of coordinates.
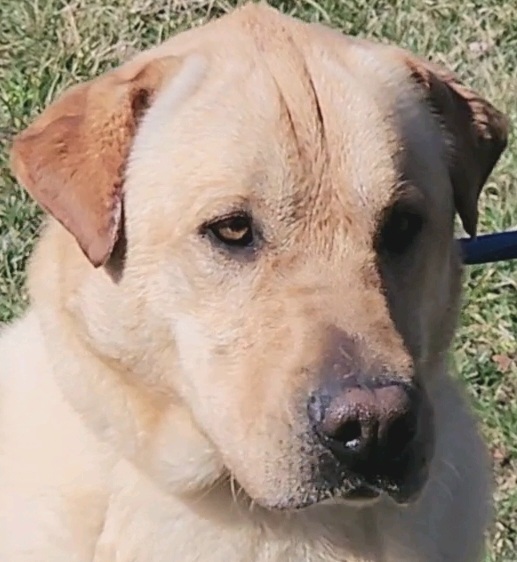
[253, 489, 377, 512]
[253, 478, 426, 512]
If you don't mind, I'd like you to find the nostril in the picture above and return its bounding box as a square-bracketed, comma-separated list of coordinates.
[333, 419, 363, 450]
[384, 413, 417, 458]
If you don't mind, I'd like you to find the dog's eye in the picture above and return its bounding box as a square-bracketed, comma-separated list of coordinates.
[378, 207, 424, 255]
[205, 213, 255, 248]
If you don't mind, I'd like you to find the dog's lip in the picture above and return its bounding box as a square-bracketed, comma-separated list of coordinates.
[335, 477, 423, 507]
[323, 455, 429, 507]
[342, 483, 381, 501]
[346, 467, 427, 505]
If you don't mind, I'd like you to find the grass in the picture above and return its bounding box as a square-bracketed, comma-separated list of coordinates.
[0, 0, 515, 559]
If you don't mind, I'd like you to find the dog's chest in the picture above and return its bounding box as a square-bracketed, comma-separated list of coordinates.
[94, 517, 359, 562]
[93, 465, 379, 562]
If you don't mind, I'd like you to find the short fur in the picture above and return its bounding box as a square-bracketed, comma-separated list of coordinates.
[1, 4, 508, 561]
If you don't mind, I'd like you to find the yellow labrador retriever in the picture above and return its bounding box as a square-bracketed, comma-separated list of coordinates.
[1, 3, 508, 561]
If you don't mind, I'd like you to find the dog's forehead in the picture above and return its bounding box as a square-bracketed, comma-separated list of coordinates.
[129, 4, 450, 230]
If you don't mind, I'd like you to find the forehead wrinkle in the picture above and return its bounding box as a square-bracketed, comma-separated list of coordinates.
[246, 19, 353, 249]
[254, 30, 325, 160]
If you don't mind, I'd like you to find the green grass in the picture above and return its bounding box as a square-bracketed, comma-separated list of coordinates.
[0, 0, 515, 559]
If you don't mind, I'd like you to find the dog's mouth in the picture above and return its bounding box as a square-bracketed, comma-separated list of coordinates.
[249, 452, 430, 512]
[310, 431, 433, 508]
[342, 469, 426, 506]
[322, 466, 427, 509]
[250, 432, 433, 512]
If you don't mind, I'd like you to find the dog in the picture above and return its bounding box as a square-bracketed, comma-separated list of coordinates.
[1, 3, 508, 561]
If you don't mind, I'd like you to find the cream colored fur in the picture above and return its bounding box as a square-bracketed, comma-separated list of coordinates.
[1, 4, 507, 561]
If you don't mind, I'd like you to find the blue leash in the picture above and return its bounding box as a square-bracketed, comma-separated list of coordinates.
[459, 230, 517, 265]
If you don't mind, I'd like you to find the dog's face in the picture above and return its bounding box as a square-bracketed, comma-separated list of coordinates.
[11, 5, 507, 510]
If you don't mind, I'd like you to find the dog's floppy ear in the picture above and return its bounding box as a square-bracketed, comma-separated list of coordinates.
[404, 54, 509, 236]
[10, 56, 181, 267]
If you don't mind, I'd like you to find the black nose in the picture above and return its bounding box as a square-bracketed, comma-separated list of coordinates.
[308, 378, 419, 482]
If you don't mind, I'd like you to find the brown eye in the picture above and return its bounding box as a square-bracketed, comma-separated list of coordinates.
[206, 213, 255, 248]
[378, 207, 424, 255]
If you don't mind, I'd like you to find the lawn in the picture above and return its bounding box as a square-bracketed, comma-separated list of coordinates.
[0, 0, 515, 559]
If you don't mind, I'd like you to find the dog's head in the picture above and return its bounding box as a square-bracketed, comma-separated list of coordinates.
[11, 5, 507, 510]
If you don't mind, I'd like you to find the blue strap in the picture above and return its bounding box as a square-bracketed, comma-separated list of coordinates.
[458, 230, 517, 265]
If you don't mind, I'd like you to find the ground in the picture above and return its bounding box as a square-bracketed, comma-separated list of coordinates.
[0, 0, 515, 559]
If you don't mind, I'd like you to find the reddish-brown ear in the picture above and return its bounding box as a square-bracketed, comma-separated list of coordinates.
[10, 56, 181, 267]
[404, 55, 509, 236]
